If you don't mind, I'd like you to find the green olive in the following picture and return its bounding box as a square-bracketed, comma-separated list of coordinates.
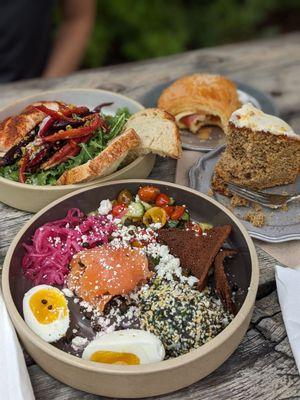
[117, 189, 133, 205]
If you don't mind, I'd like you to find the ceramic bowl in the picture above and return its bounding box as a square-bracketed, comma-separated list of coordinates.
[0, 89, 155, 212]
[2, 179, 259, 398]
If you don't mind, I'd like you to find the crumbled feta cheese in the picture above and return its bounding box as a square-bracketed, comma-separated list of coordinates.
[98, 199, 112, 215]
[62, 288, 74, 298]
[187, 276, 199, 287]
[71, 336, 89, 351]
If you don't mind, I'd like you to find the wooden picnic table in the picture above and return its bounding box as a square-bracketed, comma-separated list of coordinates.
[1, 32, 300, 399]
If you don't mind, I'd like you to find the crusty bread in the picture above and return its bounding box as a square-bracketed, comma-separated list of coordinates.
[123, 108, 181, 159]
[56, 128, 140, 185]
[157, 74, 240, 134]
[0, 101, 66, 152]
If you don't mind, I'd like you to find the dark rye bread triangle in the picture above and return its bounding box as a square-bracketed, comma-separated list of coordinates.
[158, 225, 232, 290]
[214, 249, 237, 315]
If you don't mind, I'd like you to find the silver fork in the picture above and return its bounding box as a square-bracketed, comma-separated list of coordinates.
[227, 183, 300, 209]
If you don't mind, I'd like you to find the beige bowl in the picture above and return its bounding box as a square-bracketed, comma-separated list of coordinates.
[2, 180, 259, 398]
[0, 89, 155, 212]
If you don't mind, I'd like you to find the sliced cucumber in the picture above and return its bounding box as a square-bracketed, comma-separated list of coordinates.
[127, 202, 145, 218]
[167, 219, 179, 228]
[181, 211, 190, 221]
[169, 197, 175, 205]
[140, 200, 152, 211]
[199, 222, 213, 231]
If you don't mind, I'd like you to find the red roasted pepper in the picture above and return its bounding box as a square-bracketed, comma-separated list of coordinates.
[19, 152, 30, 183]
[41, 141, 79, 170]
[43, 114, 104, 142]
[34, 105, 74, 122]
[41, 135, 92, 170]
[38, 116, 55, 137]
[35, 104, 90, 121]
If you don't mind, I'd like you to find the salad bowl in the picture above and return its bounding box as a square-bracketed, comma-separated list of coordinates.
[2, 179, 259, 398]
[0, 89, 155, 212]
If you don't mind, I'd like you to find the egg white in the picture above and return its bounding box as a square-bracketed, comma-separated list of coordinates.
[23, 285, 70, 343]
[82, 329, 165, 364]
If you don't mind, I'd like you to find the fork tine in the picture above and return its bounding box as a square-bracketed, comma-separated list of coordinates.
[227, 184, 271, 203]
[227, 183, 272, 201]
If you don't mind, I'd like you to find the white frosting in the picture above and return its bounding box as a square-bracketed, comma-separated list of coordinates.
[230, 103, 300, 140]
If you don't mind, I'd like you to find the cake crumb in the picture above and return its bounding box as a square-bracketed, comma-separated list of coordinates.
[207, 188, 214, 197]
[230, 194, 249, 207]
[244, 211, 265, 227]
[280, 203, 288, 211]
[252, 202, 262, 211]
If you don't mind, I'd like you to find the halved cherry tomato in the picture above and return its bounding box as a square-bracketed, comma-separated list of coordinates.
[142, 207, 167, 227]
[163, 205, 175, 217]
[117, 189, 133, 205]
[131, 240, 143, 248]
[155, 193, 170, 207]
[112, 204, 128, 218]
[185, 222, 203, 235]
[138, 186, 160, 203]
[170, 205, 185, 220]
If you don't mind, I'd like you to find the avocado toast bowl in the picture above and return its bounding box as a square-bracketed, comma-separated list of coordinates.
[2, 179, 259, 398]
[0, 89, 155, 212]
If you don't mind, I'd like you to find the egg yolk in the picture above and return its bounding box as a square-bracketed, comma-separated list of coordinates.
[29, 289, 68, 324]
[90, 351, 140, 365]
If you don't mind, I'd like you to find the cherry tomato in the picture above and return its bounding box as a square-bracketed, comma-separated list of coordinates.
[142, 207, 167, 227]
[138, 186, 160, 203]
[131, 240, 143, 248]
[185, 222, 203, 235]
[170, 205, 185, 220]
[163, 205, 175, 217]
[117, 189, 133, 205]
[112, 204, 128, 218]
[155, 193, 170, 207]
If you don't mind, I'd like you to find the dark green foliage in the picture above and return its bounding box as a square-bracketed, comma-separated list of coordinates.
[79, 0, 299, 68]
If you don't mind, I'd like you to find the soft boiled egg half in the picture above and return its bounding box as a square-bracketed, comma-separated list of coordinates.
[23, 285, 70, 343]
[82, 329, 165, 365]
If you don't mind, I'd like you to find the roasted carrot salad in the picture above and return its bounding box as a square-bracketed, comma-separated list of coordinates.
[0, 102, 130, 185]
[21, 186, 238, 364]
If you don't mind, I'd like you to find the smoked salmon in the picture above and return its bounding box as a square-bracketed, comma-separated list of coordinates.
[67, 244, 152, 311]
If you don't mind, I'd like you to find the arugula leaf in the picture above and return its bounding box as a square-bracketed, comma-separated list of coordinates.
[0, 163, 19, 182]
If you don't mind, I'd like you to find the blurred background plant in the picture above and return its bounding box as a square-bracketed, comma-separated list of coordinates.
[55, 0, 300, 69]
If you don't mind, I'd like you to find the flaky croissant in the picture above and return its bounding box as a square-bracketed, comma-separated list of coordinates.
[157, 74, 240, 134]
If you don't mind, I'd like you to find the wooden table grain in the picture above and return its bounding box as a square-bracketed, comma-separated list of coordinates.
[1, 33, 300, 399]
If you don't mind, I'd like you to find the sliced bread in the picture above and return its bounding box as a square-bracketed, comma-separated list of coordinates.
[124, 108, 181, 159]
[56, 128, 140, 185]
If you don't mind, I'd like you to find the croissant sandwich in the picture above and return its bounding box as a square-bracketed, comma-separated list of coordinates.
[157, 74, 240, 134]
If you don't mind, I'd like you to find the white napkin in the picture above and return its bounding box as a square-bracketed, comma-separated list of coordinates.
[0, 288, 35, 400]
[275, 265, 300, 373]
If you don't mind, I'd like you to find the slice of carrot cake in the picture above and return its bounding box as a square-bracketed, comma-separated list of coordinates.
[212, 103, 300, 194]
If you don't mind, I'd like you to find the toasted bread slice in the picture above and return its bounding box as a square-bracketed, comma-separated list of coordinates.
[124, 108, 181, 159]
[56, 128, 140, 185]
[0, 101, 66, 152]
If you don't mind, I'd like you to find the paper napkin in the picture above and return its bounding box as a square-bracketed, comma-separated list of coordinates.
[275, 265, 300, 373]
[0, 288, 35, 400]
